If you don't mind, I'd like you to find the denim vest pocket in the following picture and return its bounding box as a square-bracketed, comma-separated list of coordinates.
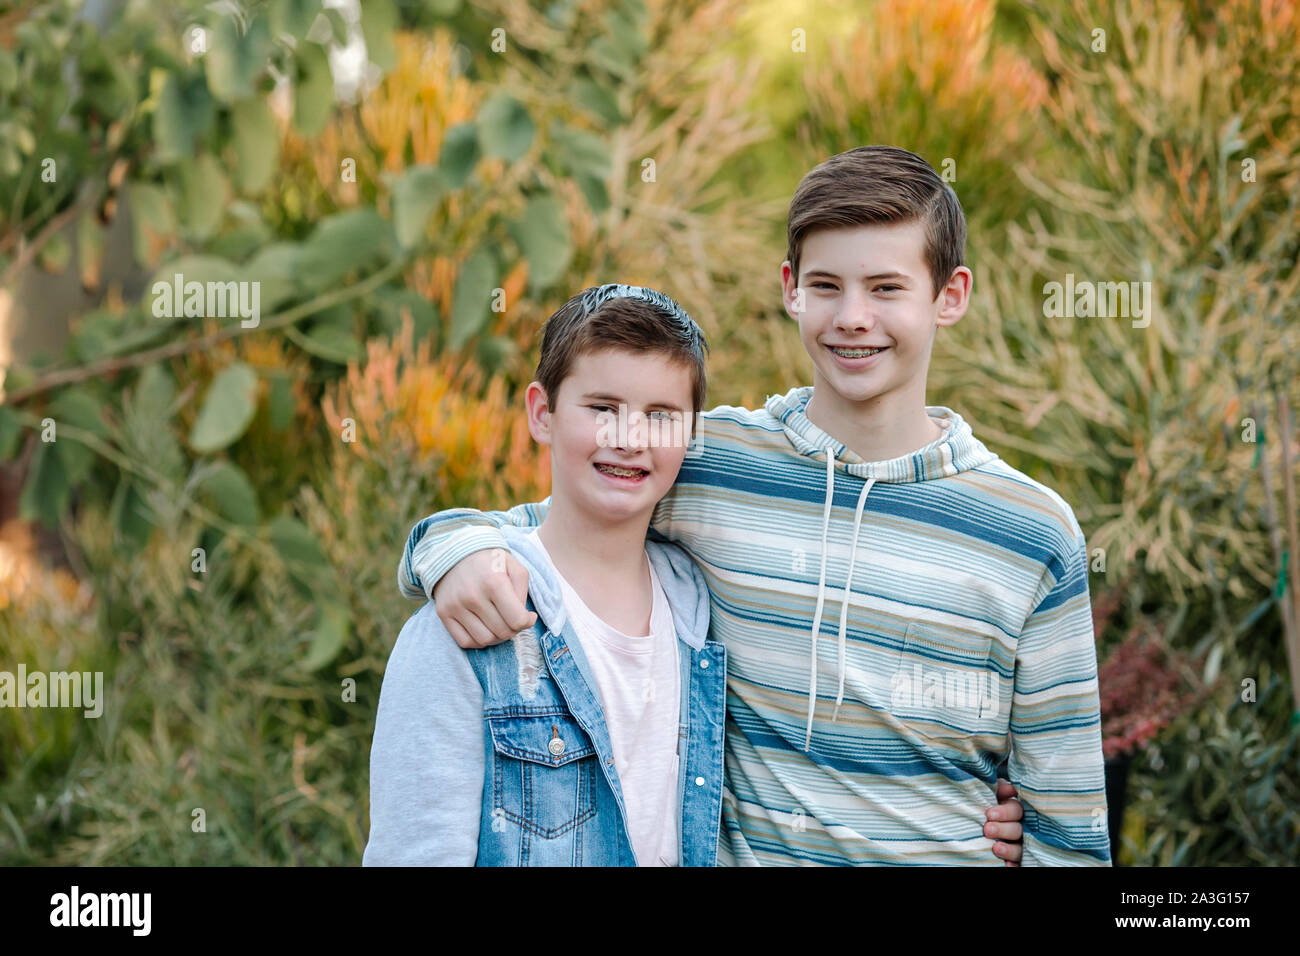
[486, 710, 599, 838]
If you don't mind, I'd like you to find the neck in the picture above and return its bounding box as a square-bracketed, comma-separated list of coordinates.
[804, 380, 943, 462]
[536, 496, 651, 588]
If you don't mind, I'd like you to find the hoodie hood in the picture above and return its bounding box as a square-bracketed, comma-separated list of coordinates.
[499, 524, 711, 653]
[762, 386, 1000, 750]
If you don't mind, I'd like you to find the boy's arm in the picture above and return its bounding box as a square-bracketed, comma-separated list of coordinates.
[398, 500, 552, 601]
[1006, 529, 1112, 866]
[362, 603, 485, 865]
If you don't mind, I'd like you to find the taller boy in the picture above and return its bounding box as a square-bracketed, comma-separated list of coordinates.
[401, 146, 1110, 865]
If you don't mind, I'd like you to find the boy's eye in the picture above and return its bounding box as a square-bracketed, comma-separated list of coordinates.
[811, 282, 837, 290]
[877, 285, 901, 293]
[648, 410, 674, 422]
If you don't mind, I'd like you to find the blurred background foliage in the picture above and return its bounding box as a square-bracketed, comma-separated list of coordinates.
[0, 0, 1296, 865]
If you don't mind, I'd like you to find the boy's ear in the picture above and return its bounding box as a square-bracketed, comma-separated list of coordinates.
[780, 260, 802, 319]
[935, 266, 973, 328]
[525, 381, 553, 445]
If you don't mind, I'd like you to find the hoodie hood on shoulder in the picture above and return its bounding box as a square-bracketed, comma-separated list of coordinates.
[499, 524, 711, 652]
[761, 386, 1000, 751]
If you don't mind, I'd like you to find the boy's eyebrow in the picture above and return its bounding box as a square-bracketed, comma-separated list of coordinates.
[580, 391, 684, 411]
[802, 269, 912, 282]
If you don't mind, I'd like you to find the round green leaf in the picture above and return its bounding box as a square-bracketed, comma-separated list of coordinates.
[294, 41, 334, 136]
[189, 362, 259, 453]
[231, 97, 280, 193]
[477, 93, 534, 162]
[153, 71, 215, 163]
[438, 122, 480, 188]
[303, 602, 349, 671]
[173, 154, 230, 240]
[392, 164, 445, 248]
[360, 0, 398, 72]
[204, 14, 272, 103]
[509, 194, 571, 292]
[196, 459, 260, 526]
[449, 247, 498, 350]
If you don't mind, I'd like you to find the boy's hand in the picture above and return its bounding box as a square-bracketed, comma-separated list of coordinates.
[432, 548, 537, 648]
[985, 778, 1023, 866]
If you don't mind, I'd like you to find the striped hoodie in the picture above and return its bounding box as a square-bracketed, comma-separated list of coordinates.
[398, 385, 1111, 865]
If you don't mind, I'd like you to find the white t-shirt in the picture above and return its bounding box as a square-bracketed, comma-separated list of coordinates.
[530, 531, 682, 866]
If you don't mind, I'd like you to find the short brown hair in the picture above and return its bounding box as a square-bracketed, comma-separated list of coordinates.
[786, 145, 966, 301]
[536, 284, 708, 423]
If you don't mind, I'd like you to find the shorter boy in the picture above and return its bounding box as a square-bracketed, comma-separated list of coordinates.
[363, 285, 726, 865]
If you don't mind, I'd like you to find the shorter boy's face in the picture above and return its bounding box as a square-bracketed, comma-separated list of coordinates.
[527, 348, 695, 525]
[781, 220, 969, 408]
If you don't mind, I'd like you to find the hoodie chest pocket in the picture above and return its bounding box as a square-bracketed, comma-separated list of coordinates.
[891, 623, 999, 745]
[486, 711, 599, 838]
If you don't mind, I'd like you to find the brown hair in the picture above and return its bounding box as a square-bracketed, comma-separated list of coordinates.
[535, 285, 708, 427]
[786, 145, 966, 301]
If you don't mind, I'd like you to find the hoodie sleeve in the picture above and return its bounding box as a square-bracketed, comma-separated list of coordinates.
[1005, 527, 1112, 866]
[398, 500, 552, 601]
[362, 602, 485, 865]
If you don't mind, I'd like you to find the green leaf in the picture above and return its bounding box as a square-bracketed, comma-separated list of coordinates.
[297, 209, 395, 287]
[449, 247, 498, 350]
[196, 460, 260, 526]
[19, 442, 69, 529]
[478, 93, 534, 162]
[303, 601, 349, 671]
[294, 41, 334, 136]
[127, 182, 177, 267]
[0, 406, 20, 460]
[110, 478, 153, 548]
[359, 0, 398, 72]
[147, 254, 242, 319]
[230, 97, 280, 193]
[53, 431, 95, 488]
[439, 122, 480, 188]
[574, 173, 609, 214]
[0, 49, 17, 93]
[285, 322, 363, 364]
[270, 0, 320, 39]
[153, 72, 215, 163]
[269, 513, 328, 591]
[136, 364, 178, 418]
[173, 154, 230, 241]
[268, 372, 294, 429]
[189, 362, 259, 453]
[205, 14, 272, 103]
[243, 242, 303, 311]
[372, 287, 437, 342]
[391, 164, 446, 248]
[551, 121, 611, 179]
[509, 194, 571, 292]
[49, 387, 109, 437]
[569, 77, 623, 125]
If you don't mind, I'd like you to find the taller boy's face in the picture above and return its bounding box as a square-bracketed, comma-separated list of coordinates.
[781, 220, 964, 407]
[529, 347, 695, 524]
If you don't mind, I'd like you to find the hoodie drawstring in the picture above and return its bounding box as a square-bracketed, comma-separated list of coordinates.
[803, 451, 877, 752]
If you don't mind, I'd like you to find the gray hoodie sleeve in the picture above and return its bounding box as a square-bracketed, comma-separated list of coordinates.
[362, 601, 485, 866]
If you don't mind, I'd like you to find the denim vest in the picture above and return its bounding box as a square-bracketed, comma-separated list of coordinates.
[466, 589, 726, 866]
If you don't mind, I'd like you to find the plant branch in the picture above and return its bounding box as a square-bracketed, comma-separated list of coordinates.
[2, 254, 412, 406]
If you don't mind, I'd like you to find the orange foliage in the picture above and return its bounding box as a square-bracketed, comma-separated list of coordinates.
[321, 319, 550, 510]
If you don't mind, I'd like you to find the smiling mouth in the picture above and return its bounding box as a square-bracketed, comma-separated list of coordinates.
[828, 345, 888, 358]
[594, 462, 650, 480]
